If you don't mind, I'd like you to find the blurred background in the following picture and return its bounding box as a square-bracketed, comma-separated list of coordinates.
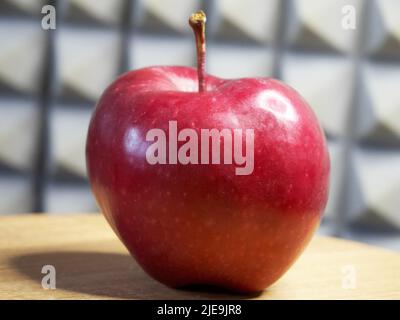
[0, 0, 399, 250]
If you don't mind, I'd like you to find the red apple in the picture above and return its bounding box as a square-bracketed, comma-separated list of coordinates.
[86, 11, 329, 293]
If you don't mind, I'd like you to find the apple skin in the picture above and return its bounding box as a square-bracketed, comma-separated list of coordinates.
[86, 66, 330, 293]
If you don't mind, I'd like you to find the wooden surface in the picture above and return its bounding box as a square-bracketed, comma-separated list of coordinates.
[0, 214, 399, 300]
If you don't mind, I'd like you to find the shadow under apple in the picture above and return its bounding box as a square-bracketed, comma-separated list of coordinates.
[11, 251, 262, 299]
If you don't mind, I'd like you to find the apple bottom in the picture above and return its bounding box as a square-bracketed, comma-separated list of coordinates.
[99, 194, 321, 293]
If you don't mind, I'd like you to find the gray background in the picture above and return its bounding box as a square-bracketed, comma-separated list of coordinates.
[0, 0, 399, 250]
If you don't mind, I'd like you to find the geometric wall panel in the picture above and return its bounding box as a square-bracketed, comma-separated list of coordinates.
[0, 176, 32, 214]
[366, 0, 400, 57]
[65, 0, 125, 26]
[282, 53, 354, 137]
[50, 106, 92, 178]
[45, 183, 97, 213]
[286, 0, 363, 53]
[0, 99, 39, 171]
[137, 0, 200, 34]
[57, 28, 120, 102]
[349, 148, 400, 230]
[0, 20, 45, 94]
[215, 0, 279, 44]
[357, 62, 400, 144]
[323, 141, 345, 221]
[2, 0, 45, 15]
[208, 45, 273, 78]
[130, 36, 194, 69]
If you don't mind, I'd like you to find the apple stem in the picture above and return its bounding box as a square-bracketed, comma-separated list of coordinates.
[189, 10, 207, 93]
